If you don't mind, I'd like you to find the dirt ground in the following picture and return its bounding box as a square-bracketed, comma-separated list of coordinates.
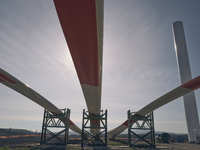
[1, 137, 200, 150]
[156, 142, 200, 150]
[3, 143, 200, 150]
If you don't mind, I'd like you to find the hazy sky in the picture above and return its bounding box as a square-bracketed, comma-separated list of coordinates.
[0, 0, 200, 134]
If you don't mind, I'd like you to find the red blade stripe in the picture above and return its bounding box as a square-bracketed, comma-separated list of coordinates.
[54, 0, 99, 86]
[122, 114, 140, 126]
[181, 76, 200, 90]
[51, 112, 74, 126]
[69, 120, 75, 126]
[0, 73, 16, 84]
[89, 113, 100, 126]
[122, 120, 128, 126]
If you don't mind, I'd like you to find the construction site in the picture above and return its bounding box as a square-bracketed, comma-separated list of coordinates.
[1, 1, 200, 149]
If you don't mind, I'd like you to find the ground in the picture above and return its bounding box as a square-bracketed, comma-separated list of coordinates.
[1, 137, 200, 150]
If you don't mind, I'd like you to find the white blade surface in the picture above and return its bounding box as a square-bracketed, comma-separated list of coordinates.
[54, 0, 104, 136]
[108, 75, 200, 139]
[0, 68, 83, 136]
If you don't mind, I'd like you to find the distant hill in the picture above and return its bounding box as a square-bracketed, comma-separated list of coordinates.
[0, 128, 37, 136]
[0, 128, 188, 142]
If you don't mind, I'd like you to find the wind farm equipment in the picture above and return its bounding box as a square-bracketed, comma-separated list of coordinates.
[127, 110, 155, 148]
[172, 21, 200, 143]
[54, 0, 104, 137]
[156, 133, 170, 143]
[40, 108, 70, 145]
[108, 75, 200, 139]
[81, 109, 107, 146]
[0, 68, 84, 137]
[1, 0, 103, 139]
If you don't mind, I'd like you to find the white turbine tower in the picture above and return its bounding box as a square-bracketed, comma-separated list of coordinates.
[172, 21, 200, 143]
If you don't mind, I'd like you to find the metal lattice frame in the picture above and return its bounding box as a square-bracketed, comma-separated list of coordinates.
[81, 109, 107, 146]
[40, 108, 70, 145]
[128, 110, 155, 148]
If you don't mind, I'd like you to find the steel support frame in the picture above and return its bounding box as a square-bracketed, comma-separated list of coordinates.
[81, 109, 107, 146]
[128, 110, 155, 148]
[40, 108, 70, 145]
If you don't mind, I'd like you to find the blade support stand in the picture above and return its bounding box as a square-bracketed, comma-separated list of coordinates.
[81, 109, 107, 146]
[128, 110, 155, 148]
[40, 108, 70, 145]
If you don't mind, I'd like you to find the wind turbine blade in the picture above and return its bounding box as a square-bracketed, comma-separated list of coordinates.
[0, 68, 61, 114]
[0, 68, 84, 136]
[54, 0, 104, 136]
[108, 75, 200, 139]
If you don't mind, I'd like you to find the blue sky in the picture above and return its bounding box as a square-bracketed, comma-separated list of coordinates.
[0, 0, 200, 134]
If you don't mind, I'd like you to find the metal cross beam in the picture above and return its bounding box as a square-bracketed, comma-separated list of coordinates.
[40, 108, 70, 145]
[128, 110, 155, 148]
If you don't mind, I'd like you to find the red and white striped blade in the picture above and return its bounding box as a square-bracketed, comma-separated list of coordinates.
[54, 0, 104, 136]
[0, 68, 84, 137]
[108, 75, 200, 139]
